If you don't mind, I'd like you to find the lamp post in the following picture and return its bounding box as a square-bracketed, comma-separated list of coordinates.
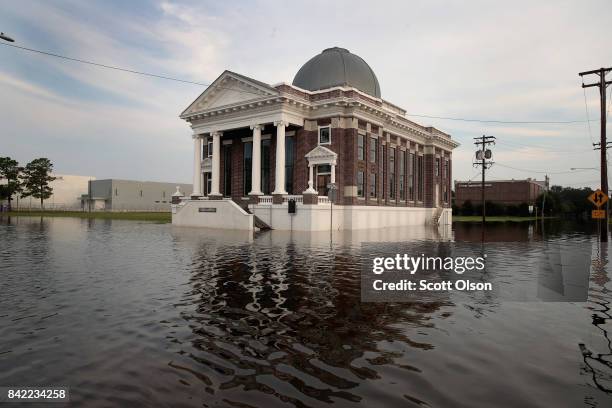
[0, 32, 15, 42]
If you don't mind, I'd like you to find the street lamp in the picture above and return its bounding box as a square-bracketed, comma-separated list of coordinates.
[0, 32, 15, 42]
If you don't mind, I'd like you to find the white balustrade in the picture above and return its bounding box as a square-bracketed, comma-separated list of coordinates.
[259, 196, 273, 205]
[283, 195, 303, 203]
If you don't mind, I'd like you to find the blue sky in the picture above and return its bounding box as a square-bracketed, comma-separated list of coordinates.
[0, 0, 610, 187]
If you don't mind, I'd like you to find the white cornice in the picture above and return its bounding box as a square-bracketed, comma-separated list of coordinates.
[182, 77, 457, 150]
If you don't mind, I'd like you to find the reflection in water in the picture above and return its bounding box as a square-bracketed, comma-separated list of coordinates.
[169, 226, 449, 406]
[580, 243, 612, 395]
[0, 216, 611, 407]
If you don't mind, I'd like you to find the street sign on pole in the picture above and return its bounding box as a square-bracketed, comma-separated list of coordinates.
[588, 189, 608, 207]
[327, 183, 337, 201]
[592, 209, 606, 219]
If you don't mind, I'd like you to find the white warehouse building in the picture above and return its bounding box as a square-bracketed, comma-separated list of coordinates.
[2, 174, 95, 210]
[84, 179, 193, 212]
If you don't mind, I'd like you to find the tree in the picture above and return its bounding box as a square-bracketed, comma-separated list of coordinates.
[461, 199, 474, 216]
[21, 158, 56, 209]
[0, 156, 22, 210]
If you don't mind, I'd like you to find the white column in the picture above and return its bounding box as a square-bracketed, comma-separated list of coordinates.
[192, 134, 202, 196]
[331, 164, 336, 184]
[304, 163, 316, 194]
[272, 120, 288, 195]
[210, 131, 222, 196]
[249, 124, 263, 195]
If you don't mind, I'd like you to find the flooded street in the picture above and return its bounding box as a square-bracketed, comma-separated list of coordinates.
[1, 216, 611, 407]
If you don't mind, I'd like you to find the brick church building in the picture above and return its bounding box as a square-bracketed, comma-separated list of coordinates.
[172, 47, 458, 231]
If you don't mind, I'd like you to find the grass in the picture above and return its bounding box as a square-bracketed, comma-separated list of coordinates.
[453, 215, 553, 222]
[1, 210, 171, 223]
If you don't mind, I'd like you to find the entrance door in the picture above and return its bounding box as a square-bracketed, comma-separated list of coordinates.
[316, 164, 331, 196]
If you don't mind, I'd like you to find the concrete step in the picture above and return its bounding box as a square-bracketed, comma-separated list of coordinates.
[253, 215, 272, 230]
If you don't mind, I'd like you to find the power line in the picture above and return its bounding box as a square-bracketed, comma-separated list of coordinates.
[0, 42, 212, 86]
[607, 83, 612, 120]
[495, 162, 597, 175]
[0, 42, 604, 125]
[405, 113, 596, 124]
[583, 82, 595, 144]
[495, 139, 593, 154]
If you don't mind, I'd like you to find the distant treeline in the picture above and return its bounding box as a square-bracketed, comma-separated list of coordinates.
[453, 186, 595, 217]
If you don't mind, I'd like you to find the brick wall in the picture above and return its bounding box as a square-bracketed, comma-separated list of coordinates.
[210, 117, 451, 209]
[424, 153, 434, 208]
[295, 128, 317, 193]
[455, 179, 544, 206]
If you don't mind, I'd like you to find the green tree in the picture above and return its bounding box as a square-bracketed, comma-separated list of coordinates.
[0, 156, 23, 210]
[21, 158, 56, 209]
[461, 199, 474, 216]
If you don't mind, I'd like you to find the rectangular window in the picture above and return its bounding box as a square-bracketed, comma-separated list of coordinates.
[399, 150, 406, 200]
[417, 155, 424, 201]
[445, 159, 450, 179]
[223, 145, 232, 196]
[370, 173, 377, 198]
[357, 171, 364, 198]
[319, 126, 331, 145]
[409, 152, 415, 200]
[243, 142, 252, 195]
[389, 148, 396, 200]
[261, 139, 271, 194]
[435, 158, 440, 177]
[285, 136, 295, 194]
[357, 134, 365, 161]
[206, 174, 212, 195]
[207, 140, 213, 157]
[114, 188, 118, 196]
[369, 137, 377, 163]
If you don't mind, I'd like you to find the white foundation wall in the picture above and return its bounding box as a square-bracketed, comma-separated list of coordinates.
[251, 204, 445, 231]
[172, 199, 254, 230]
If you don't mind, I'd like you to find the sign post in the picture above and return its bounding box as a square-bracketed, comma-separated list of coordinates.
[589, 189, 609, 239]
[327, 183, 337, 236]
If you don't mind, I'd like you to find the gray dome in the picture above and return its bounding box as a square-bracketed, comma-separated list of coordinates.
[292, 47, 381, 98]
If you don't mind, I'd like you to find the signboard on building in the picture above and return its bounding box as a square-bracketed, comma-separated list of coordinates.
[198, 207, 217, 213]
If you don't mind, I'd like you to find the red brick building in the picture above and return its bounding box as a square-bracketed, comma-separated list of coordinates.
[173, 47, 459, 231]
[454, 178, 549, 207]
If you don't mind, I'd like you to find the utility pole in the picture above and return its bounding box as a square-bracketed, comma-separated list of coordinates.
[580, 67, 611, 242]
[473, 135, 496, 235]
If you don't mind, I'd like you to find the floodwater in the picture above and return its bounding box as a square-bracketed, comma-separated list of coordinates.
[0, 216, 611, 407]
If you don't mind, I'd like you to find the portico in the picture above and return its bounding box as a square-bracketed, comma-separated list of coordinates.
[190, 119, 298, 202]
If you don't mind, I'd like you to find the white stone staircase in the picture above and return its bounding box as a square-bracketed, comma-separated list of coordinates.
[432, 206, 444, 225]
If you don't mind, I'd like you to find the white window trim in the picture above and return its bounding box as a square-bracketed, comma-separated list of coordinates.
[318, 125, 331, 146]
[207, 140, 213, 157]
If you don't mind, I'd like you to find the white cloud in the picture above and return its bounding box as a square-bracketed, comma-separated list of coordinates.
[0, 0, 610, 189]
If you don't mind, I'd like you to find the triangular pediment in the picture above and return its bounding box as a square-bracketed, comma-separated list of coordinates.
[181, 70, 279, 118]
[305, 145, 338, 165]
